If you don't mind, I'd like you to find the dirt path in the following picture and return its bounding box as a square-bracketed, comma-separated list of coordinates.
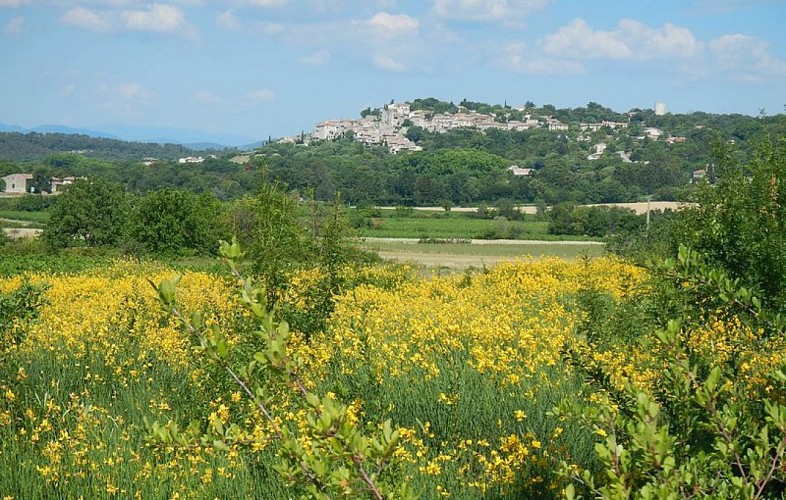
[358, 237, 604, 245]
[374, 250, 518, 270]
[2, 227, 42, 239]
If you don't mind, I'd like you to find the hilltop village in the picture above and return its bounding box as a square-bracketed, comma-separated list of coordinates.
[278, 100, 679, 158]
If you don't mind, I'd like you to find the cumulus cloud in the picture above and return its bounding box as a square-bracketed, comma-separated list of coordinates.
[501, 42, 585, 75]
[61, 6, 112, 33]
[542, 18, 631, 59]
[347, 12, 421, 71]
[0, 0, 25, 7]
[709, 34, 786, 80]
[3, 15, 24, 36]
[245, 88, 275, 102]
[61, 3, 195, 37]
[363, 11, 420, 33]
[541, 18, 700, 61]
[432, 0, 551, 22]
[297, 48, 331, 65]
[122, 4, 189, 34]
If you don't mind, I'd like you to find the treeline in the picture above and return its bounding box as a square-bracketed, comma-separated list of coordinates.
[1, 152, 265, 200]
[0, 132, 200, 162]
[2, 100, 785, 209]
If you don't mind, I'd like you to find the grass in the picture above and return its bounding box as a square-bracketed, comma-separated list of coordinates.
[0, 211, 49, 225]
[351, 210, 598, 241]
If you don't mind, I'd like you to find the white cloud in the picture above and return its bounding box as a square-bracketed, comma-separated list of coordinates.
[502, 42, 585, 75]
[372, 54, 407, 72]
[432, 0, 551, 22]
[298, 48, 331, 65]
[347, 12, 421, 71]
[542, 18, 631, 59]
[194, 89, 221, 104]
[61, 7, 112, 33]
[246, 88, 275, 103]
[95, 78, 154, 115]
[709, 34, 786, 80]
[0, 0, 25, 7]
[541, 18, 700, 61]
[3, 15, 24, 36]
[122, 4, 192, 35]
[216, 9, 242, 31]
[364, 11, 419, 33]
[117, 82, 153, 101]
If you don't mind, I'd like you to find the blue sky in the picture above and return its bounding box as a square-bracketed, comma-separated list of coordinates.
[1, 0, 785, 143]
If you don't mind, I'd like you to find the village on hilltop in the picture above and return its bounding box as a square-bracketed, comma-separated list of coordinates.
[276, 101, 682, 157]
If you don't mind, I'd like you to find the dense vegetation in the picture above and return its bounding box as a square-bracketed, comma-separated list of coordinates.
[2, 100, 784, 208]
[0, 132, 200, 162]
[3, 100, 786, 497]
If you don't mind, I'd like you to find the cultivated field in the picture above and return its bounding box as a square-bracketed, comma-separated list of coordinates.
[361, 238, 606, 270]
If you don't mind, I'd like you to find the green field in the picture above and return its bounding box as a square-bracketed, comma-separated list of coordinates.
[0, 210, 48, 226]
[351, 210, 597, 241]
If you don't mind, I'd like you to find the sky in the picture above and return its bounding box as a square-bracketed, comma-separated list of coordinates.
[1, 0, 785, 143]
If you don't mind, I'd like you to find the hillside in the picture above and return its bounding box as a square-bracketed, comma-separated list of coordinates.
[0, 132, 200, 162]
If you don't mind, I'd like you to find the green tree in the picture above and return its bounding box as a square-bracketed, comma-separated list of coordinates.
[226, 183, 311, 307]
[31, 168, 52, 194]
[42, 177, 128, 249]
[680, 136, 786, 309]
[126, 189, 225, 256]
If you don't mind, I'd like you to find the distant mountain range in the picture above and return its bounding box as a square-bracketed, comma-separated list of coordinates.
[0, 122, 260, 149]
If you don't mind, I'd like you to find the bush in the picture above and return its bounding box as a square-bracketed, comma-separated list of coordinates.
[125, 189, 226, 257]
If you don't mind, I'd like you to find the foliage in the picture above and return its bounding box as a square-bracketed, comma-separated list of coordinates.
[0, 280, 47, 353]
[560, 245, 786, 498]
[125, 188, 226, 256]
[226, 183, 312, 307]
[0, 132, 195, 162]
[548, 205, 642, 238]
[147, 239, 414, 499]
[679, 136, 786, 311]
[42, 177, 129, 249]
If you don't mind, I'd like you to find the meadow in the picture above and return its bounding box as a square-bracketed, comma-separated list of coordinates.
[2, 247, 785, 497]
[0, 255, 646, 498]
[349, 209, 598, 241]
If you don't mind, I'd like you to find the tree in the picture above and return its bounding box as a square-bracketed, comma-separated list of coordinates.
[31, 168, 52, 194]
[43, 177, 128, 249]
[680, 136, 786, 309]
[226, 183, 311, 307]
[126, 189, 225, 256]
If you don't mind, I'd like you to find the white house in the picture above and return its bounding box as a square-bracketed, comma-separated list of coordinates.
[1, 173, 33, 194]
[507, 165, 533, 176]
[50, 176, 78, 194]
[178, 156, 205, 164]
